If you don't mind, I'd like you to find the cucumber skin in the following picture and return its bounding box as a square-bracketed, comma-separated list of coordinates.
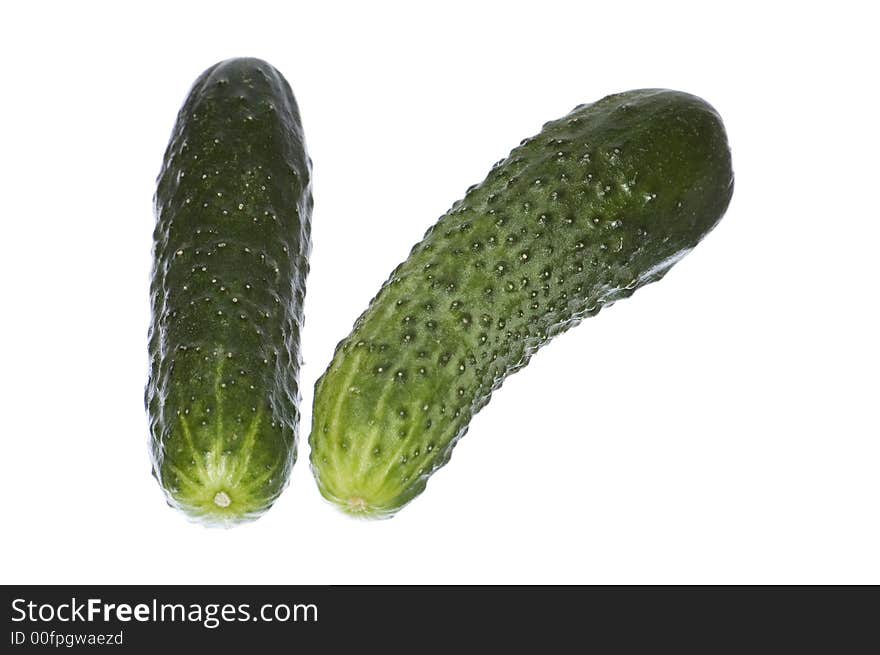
[310, 89, 733, 518]
[147, 58, 312, 526]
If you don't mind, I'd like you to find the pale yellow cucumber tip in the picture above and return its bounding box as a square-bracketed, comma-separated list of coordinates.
[347, 496, 369, 512]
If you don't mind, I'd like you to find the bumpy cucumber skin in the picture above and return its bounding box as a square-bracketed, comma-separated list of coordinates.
[310, 89, 733, 518]
[147, 58, 312, 526]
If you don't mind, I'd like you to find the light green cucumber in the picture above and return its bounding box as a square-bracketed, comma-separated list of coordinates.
[310, 89, 733, 518]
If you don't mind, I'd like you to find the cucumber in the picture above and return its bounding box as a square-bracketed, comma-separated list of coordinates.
[147, 58, 312, 526]
[309, 89, 733, 518]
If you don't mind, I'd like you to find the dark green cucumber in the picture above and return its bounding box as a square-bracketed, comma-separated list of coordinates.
[147, 58, 312, 525]
[310, 89, 733, 518]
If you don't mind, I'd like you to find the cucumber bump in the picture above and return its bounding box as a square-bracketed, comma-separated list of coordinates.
[146, 58, 312, 526]
[309, 89, 733, 518]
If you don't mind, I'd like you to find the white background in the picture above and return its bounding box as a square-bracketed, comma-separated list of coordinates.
[1, 1, 877, 584]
